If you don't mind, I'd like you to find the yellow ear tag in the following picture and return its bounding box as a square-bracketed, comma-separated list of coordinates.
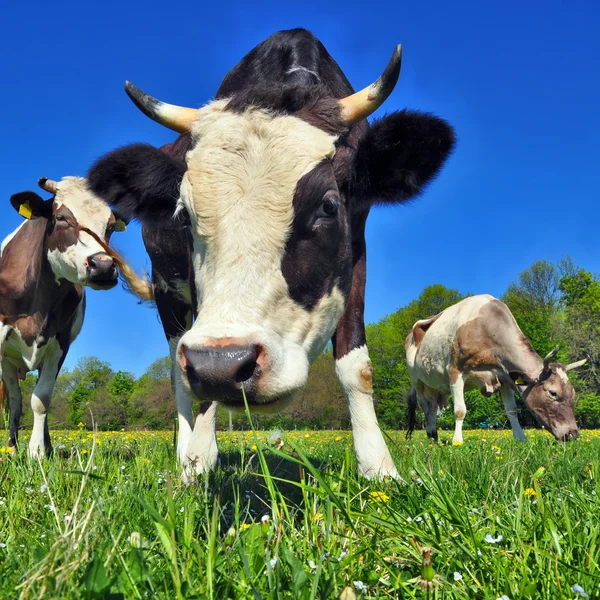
[515, 376, 525, 385]
[18, 202, 33, 219]
[115, 219, 127, 232]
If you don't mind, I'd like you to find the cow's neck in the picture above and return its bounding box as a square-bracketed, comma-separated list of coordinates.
[0, 219, 79, 340]
[499, 338, 544, 379]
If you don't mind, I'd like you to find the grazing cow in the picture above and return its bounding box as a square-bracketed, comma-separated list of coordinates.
[88, 28, 455, 479]
[0, 177, 153, 457]
[405, 294, 587, 443]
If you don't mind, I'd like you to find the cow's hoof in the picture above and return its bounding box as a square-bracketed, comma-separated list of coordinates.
[359, 463, 401, 481]
[181, 452, 219, 481]
[27, 446, 52, 459]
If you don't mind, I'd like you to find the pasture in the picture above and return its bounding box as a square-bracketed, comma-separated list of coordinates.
[1, 428, 599, 599]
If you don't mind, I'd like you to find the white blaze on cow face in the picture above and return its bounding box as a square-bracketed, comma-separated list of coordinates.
[176, 101, 346, 407]
[45, 177, 118, 289]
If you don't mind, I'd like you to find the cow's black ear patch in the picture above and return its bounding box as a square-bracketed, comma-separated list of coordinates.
[353, 110, 456, 207]
[10, 191, 52, 220]
[88, 144, 187, 223]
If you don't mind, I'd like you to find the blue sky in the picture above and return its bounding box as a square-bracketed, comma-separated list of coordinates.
[1, 0, 598, 376]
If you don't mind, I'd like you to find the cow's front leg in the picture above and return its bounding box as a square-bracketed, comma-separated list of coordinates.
[170, 339, 218, 480]
[185, 401, 218, 479]
[2, 361, 22, 452]
[29, 351, 61, 458]
[333, 246, 398, 480]
[450, 373, 466, 445]
[170, 338, 194, 465]
[335, 345, 398, 478]
[500, 385, 527, 441]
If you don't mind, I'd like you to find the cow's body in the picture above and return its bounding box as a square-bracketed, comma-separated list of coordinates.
[406, 294, 584, 443]
[89, 29, 456, 479]
[0, 177, 151, 456]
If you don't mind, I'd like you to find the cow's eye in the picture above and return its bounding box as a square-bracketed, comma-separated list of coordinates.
[548, 390, 559, 400]
[55, 215, 67, 224]
[317, 195, 339, 219]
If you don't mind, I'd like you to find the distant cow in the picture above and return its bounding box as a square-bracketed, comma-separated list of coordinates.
[88, 28, 455, 479]
[0, 177, 152, 457]
[405, 294, 586, 443]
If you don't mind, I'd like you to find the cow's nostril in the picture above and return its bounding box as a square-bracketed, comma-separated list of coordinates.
[236, 359, 258, 384]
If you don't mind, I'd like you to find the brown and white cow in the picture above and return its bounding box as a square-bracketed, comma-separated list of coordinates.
[0, 177, 152, 457]
[405, 294, 587, 443]
[88, 29, 455, 479]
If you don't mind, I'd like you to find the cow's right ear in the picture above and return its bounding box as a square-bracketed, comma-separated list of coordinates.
[509, 371, 536, 387]
[88, 143, 187, 223]
[10, 192, 53, 220]
[352, 110, 456, 208]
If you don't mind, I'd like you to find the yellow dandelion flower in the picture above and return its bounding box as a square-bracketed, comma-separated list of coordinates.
[453, 441, 463, 447]
[368, 490, 390, 503]
[495, 455, 503, 461]
[335, 435, 343, 441]
[241, 523, 252, 531]
[438, 469, 445, 476]
[304, 433, 310, 438]
[524, 487, 536, 497]
[313, 513, 324, 522]
[251, 444, 258, 451]
[491, 445, 501, 452]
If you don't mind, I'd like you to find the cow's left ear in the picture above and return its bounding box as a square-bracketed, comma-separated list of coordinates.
[509, 371, 536, 387]
[10, 192, 53, 220]
[353, 110, 456, 206]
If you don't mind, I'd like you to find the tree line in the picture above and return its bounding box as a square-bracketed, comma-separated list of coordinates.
[6, 257, 599, 432]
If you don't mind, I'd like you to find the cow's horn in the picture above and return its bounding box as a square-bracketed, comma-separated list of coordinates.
[124, 81, 198, 133]
[38, 177, 59, 195]
[565, 358, 587, 372]
[338, 44, 402, 124]
[543, 345, 560, 371]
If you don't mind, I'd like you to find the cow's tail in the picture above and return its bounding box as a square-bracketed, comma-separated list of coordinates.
[0, 381, 6, 416]
[406, 386, 418, 440]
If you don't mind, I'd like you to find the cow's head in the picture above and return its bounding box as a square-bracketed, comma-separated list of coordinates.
[10, 177, 128, 290]
[89, 46, 455, 411]
[509, 347, 587, 440]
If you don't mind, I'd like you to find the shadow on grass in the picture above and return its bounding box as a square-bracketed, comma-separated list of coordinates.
[212, 449, 330, 519]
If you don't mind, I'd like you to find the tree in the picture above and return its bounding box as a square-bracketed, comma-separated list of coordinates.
[68, 357, 113, 426]
[558, 268, 600, 395]
[502, 260, 565, 359]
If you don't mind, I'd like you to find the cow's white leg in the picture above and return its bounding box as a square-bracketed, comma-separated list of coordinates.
[29, 351, 61, 458]
[336, 345, 398, 479]
[169, 338, 194, 465]
[450, 373, 466, 444]
[170, 338, 218, 479]
[500, 385, 527, 441]
[2, 361, 22, 451]
[185, 401, 219, 478]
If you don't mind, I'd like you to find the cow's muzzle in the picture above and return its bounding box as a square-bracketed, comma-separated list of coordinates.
[86, 252, 118, 288]
[556, 428, 580, 441]
[180, 343, 262, 402]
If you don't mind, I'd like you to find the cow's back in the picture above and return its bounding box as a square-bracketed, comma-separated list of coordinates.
[406, 295, 497, 392]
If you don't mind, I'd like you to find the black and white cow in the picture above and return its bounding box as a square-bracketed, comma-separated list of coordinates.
[88, 29, 455, 479]
[0, 177, 152, 457]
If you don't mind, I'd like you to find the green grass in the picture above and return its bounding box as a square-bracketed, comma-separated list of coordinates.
[1, 428, 599, 599]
